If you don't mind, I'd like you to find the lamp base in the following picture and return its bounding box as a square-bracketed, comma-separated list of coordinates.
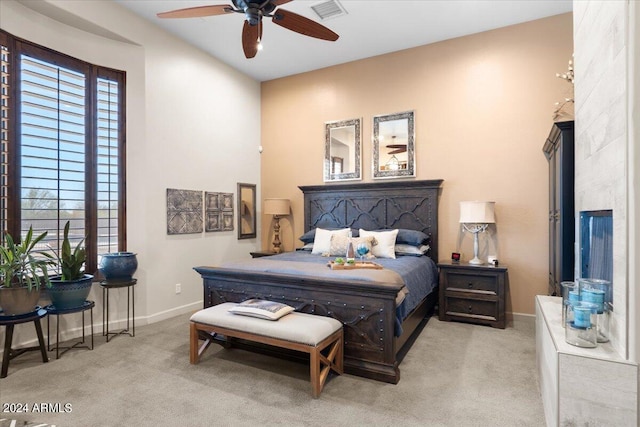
[468, 257, 484, 265]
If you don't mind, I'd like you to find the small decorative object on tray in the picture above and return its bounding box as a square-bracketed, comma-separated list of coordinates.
[328, 260, 383, 270]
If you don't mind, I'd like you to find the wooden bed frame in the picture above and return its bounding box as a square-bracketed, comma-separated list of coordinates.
[194, 179, 443, 383]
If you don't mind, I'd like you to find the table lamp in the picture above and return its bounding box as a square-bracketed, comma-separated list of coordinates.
[264, 198, 290, 253]
[460, 201, 495, 265]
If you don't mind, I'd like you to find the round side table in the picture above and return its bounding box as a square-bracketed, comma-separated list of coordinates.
[0, 307, 48, 378]
[45, 301, 95, 359]
[100, 279, 137, 342]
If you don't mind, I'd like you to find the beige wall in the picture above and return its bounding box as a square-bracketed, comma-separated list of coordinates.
[261, 13, 573, 315]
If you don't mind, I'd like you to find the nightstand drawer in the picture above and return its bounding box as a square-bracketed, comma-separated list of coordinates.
[444, 296, 498, 321]
[444, 272, 498, 294]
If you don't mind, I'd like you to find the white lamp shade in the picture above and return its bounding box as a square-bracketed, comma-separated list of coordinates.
[459, 201, 495, 224]
[264, 198, 290, 216]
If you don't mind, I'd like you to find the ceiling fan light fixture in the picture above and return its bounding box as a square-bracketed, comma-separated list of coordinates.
[245, 7, 262, 26]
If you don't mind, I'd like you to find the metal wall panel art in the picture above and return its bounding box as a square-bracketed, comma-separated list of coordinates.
[167, 188, 203, 235]
[206, 192, 234, 232]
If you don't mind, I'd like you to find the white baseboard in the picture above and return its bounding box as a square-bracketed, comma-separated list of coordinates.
[508, 311, 535, 330]
[0, 301, 204, 357]
[143, 300, 203, 324]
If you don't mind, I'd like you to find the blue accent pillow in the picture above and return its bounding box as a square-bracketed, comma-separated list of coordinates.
[367, 229, 430, 246]
[298, 229, 316, 244]
[397, 229, 430, 246]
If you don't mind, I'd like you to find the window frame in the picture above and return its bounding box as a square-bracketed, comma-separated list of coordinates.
[1, 29, 127, 275]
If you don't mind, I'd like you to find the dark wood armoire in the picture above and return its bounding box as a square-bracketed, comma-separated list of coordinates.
[543, 121, 575, 296]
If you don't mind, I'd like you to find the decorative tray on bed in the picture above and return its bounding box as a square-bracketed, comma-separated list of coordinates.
[327, 261, 383, 270]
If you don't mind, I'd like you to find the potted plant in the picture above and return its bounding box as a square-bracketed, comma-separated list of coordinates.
[0, 226, 54, 315]
[47, 221, 94, 310]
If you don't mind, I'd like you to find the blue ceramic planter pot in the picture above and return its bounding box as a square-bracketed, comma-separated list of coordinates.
[99, 252, 138, 281]
[48, 275, 94, 310]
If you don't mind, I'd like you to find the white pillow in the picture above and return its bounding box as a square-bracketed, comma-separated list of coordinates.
[311, 228, 351, 255]
[228, 299, 295, 321]
[359, 229, 399, 259]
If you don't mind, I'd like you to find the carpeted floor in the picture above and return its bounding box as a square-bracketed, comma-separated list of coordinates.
[0, 313, 544, 427]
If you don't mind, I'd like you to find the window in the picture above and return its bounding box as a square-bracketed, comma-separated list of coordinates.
[1, 30, 126, 275]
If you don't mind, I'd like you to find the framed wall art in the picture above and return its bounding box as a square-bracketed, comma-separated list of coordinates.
[167, 188, 203, 235]
[205, 191, 234, 232]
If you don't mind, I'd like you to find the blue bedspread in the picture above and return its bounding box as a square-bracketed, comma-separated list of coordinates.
[229, 251, 439, 335]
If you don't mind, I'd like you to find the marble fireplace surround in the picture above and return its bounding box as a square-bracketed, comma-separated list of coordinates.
[536, 296, 637, 426]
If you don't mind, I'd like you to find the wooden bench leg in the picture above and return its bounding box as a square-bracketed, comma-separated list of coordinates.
[190, 323, 199, 364]
[310, 347, 321, 398]
[191, 322, 216, 364]
[310, 331, 343, 398]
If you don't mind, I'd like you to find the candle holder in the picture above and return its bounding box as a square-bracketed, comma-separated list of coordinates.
[579, 278, 612, 343]
[560, 281, 578, 328]
[565, 301, 598, 348]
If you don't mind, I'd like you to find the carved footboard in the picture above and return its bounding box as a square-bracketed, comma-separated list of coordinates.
[194, 266, 405, 383]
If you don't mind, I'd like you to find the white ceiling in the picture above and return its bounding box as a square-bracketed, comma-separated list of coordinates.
[115, 0, 572, 82]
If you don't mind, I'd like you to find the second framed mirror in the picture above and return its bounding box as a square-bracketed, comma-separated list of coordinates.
[373, 110, 415, 179]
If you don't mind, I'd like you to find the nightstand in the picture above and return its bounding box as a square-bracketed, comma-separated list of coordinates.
[250, 250, 278, 258]
[438, 261, 508, 328]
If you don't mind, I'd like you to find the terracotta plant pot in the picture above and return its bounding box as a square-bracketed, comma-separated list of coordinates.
[0, 286, 41, 316]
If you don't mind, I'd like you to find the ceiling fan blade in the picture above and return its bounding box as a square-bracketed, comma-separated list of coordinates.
[271, 0, 293, 5]
[157, 5, 233, 19]
[271, 9, 339, 41]
[242, 20, 262, 59]
[388, 148, 407, 155]
[386, 144, 406, 149]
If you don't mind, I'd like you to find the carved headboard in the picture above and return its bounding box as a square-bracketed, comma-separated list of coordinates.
[298, 180, 443, 263]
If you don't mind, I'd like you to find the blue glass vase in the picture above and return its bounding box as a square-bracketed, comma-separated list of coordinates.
[99, 252, 138, 281]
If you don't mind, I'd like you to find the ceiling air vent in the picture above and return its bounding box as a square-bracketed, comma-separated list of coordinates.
[310, 0, 347, 21]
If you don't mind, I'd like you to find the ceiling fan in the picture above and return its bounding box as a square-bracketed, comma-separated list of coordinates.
[157, 0, 340, 59]
[386, 136, 407, 155]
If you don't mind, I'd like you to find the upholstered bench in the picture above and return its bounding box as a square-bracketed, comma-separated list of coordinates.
[190, 302, 344, 398]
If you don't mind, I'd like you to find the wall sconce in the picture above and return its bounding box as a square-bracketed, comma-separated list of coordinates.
[460, 201, 495, 265]
[264, 198, 290, 253]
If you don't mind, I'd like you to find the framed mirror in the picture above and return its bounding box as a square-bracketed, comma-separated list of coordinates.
[324, 118, 362, 182]
[237, 183, 256, 239]
[373, 110, 415, 179]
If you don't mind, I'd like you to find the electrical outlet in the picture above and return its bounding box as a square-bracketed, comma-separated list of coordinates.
[175, 283, 181, 294]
